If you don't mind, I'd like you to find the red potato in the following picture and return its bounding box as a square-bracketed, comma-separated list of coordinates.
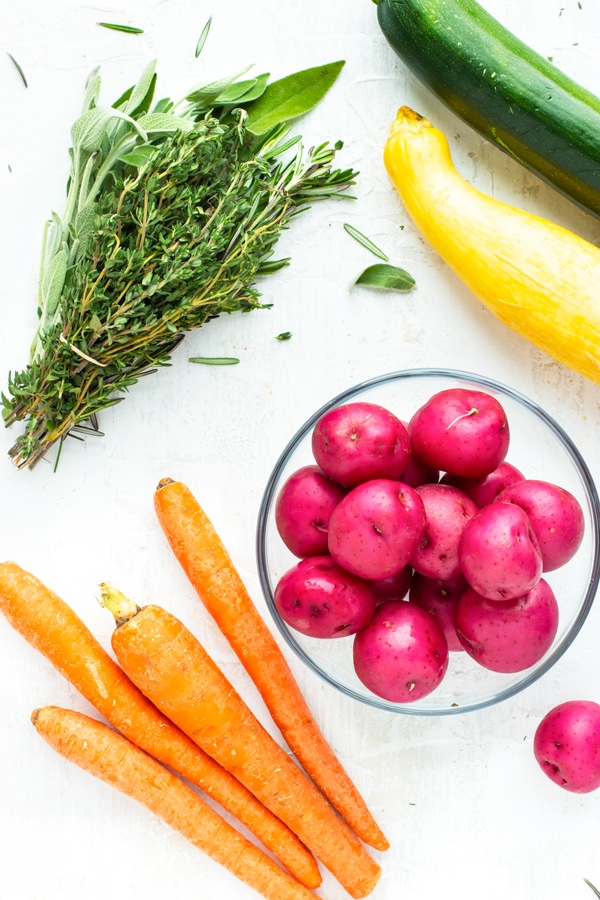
[311, 402, 411, 487]
[408, 388, 510, 478]
[410, 483, 478, 581]
[458, 502, 543, 601]
[275, 465, 347, 558]
[274, 556, 376, 639]
[353, 600, 449, 702]
[494, 479, 585, 571]
[327, 479, 426, 581]
[440, 461, 525, 508]
[454, 579, 559, 673]
[369, 565, 412, 605]
[534, 700, 600, 793]
[399, 420, 440, 487]
[409, 572, 468, 652]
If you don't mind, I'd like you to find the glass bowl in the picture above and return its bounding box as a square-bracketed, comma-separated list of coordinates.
[256, 369, 600, 716]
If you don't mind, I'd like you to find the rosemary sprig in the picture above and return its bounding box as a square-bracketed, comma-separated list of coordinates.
[3, 60, 356, 469]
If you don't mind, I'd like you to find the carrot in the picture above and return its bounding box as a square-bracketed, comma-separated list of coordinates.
[31, 706, 323, 900]
[101, 586, 382, 900]
[153, 478, 389, 852]
[0, 561, 320, 890]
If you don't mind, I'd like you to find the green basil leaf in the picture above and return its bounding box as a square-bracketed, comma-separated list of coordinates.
[244, 60, 345, 135]
[354, 263, 416, 292]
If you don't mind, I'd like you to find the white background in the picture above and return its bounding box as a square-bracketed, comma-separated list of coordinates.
[1, 1, 600, 898]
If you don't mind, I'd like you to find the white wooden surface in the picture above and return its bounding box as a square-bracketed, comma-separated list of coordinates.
[1, 1, 600, 898]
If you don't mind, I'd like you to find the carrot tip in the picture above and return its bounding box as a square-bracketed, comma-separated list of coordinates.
[156, 477, 176, 491]
[31, 708, 41, 726]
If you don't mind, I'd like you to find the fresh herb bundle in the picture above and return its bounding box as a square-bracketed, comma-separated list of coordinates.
[3, 59, 356, 469]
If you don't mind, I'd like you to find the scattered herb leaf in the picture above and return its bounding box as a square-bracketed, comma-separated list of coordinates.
[98, 22, 144, 34]
[195, 16, 212, 58]
[7, 52, 27, 88]
[354, 263, 415, 292]
[275, 332, 292, 341]
[585, 879, 600, 898]
[189, 357, 240, 366]
[244, 61, 346, 135]
[344, 223, 389, 261]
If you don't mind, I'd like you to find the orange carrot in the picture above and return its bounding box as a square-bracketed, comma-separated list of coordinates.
[0, 561, 320, 890]
[31, 706, 323, 900]
[153, 478, 389, 852]
[101, 586, 382, 900]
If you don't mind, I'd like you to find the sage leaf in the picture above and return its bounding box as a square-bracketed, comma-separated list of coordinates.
[344, 224, 389, 261]
[185, 66, 254, 106]
[98, 22, 144, 34]
[244, 60, 346, 135]
[189, 356, 240, 365]
[136, 113, 195, 134]
[354, 263, 416, 292]
[195, 17, 212, 58]
[122, 60, 157, 115]
[233, 73, 270, 105]
[41, 249, 68, 317]
[216, 78, 258, 104]
[71, 107, 147, 152]
[83, 68, 102, 111]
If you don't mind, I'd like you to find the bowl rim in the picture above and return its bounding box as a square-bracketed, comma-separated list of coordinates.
[256, 367, 600, 716]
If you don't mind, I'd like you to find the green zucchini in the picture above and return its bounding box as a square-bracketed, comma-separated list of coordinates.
[374, 0, 600, 218]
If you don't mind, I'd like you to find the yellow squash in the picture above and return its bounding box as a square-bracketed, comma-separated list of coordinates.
[384, 106, 600, 385]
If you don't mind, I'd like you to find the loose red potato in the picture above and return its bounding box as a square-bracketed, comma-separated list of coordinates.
[408, 388, 510, 478]
[494, 479, 585, 571]
[275, 465, 347, 558]
[353, 599, 449, 702]
[458, 502, 543, 601]
[311, 401, 411, 487]
[410, 483, 478, 581]
[328, 479, 426, 580]
[454, 579, 559, 673]
[274, 555, 377, 639]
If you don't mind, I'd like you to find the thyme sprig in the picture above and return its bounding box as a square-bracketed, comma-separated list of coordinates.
[3, 60, 356, 469]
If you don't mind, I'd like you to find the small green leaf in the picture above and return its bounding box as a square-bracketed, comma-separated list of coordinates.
[185, 66, 254, 106]
[189, 356, 240, 365]
[275, 332, 292, 341]
[245, 60, 345, 135]
[233, 73, 270, 105]
[195, 17, 212, 58]
[7, 52, 27, 87]
[118, 145, 158, 168]
[344, 224, 389, 261]
[216, 78, 258, 104]
[98, 22, 144, 34]
[354, 263, 416, 292]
